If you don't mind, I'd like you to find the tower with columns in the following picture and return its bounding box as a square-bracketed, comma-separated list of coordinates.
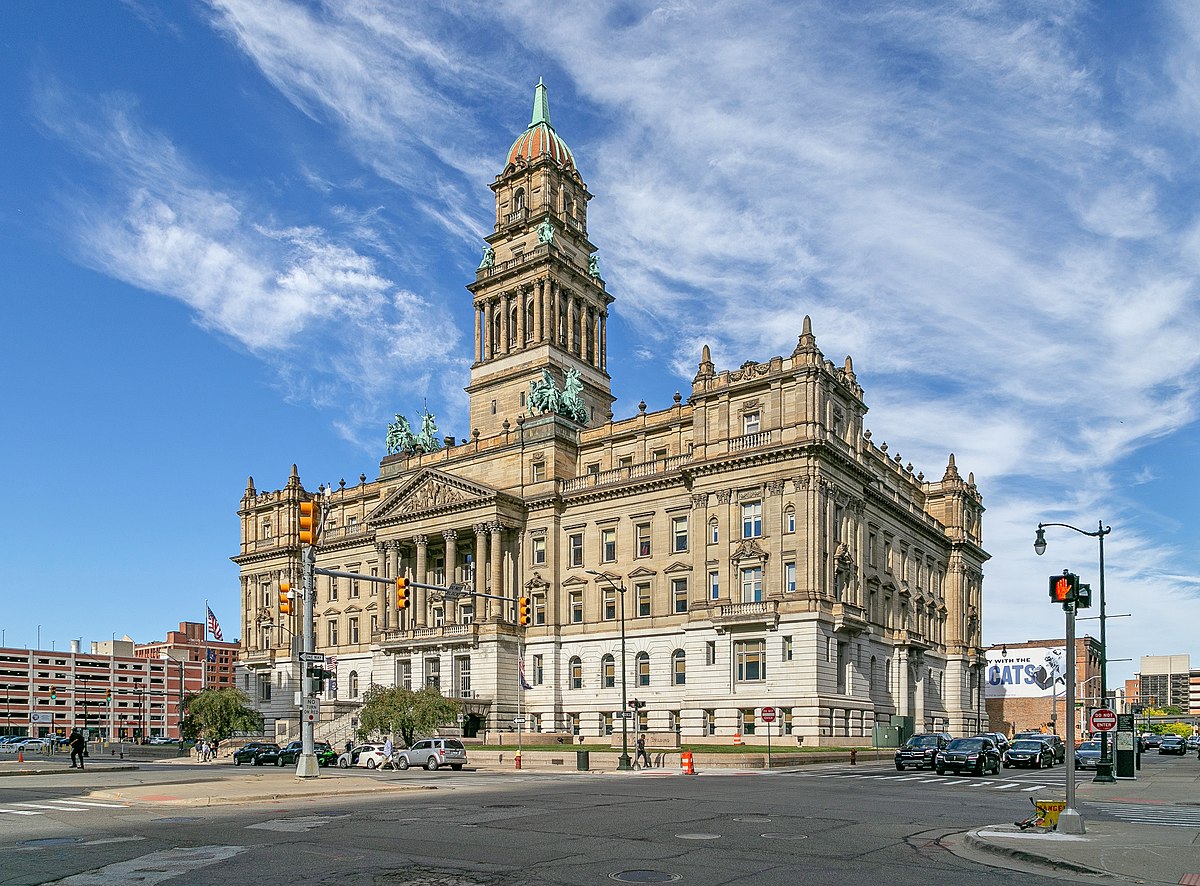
[233, 82, 988, 746]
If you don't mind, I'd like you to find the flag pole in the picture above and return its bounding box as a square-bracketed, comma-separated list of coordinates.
[517, 638, 523, 769]
[203, 599, 209, 690]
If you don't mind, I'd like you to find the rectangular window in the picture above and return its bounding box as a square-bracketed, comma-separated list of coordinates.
[570, 591, 584, 624]
[740, 566, 763, 602]
[601, 528, 616, 563]
[741, 501, 763, 538]
[836, 642, 848, 694]
[456, 656, 471, 696]
[328, 620, 339, 646]
[635, 522, 651, 557]
[349, 618, 359, 644]
[709, 570, 720, 600]
[533, 654, 544, 686]
[743, 411, 760, 435]
[534, 594, 546, 626]
[570, 659, 583, 689]
[636, 582, 651, 617]
[424, 657, 441, 690]
[868, 533, 877, 566]
[705, 640, 717, 666]
[460, 603, 474, 624]
[586, 462, 600, 475]
[432, 607, 445, 627]
[350, 578, 359, 598]
[568, 533, 584, 567]
[672, 578, 688, 614]
[399, 660, 412, 691]
[618, 455, 634, 468]
[735, 639, 767, 682]
[531, 461, 545, 483]
[783, 635, 793, 661]
[784, 709, 793, 735]
[784, 561, 796, 593]
[603, 589, 616, 621]
[742, 708, 757, 735]
[671, 516, 688, 553]
[370, 614, 378, 634]
[706, 709, 716, 736]
[651, 447, 668, 461]
[710, 520, 719, 544]
[258, 674, 271, 702]
[785, 510, 795, 534]
[329, 576, 338, 601]
[532, 536, 546, 565]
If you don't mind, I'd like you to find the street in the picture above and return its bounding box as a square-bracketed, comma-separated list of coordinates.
[4, 756, 1191, 885]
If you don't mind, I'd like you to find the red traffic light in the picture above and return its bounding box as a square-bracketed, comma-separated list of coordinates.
[1048, 572, 1078, 603]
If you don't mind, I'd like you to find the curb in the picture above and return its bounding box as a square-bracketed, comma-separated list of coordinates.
[0, 765, 140, 778]
[962, 831, 1113, 878]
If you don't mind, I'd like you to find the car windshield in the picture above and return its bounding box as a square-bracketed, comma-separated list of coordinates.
[1162, 737, 1183, 744]
[1010, 740, 1044, 750]
[907, 736, 941, 748]
[948, 738, 985, 751]
[1078, 741, 1100, 751]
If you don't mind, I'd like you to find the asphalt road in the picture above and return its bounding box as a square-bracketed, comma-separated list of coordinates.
[0, 754, 1188, 885]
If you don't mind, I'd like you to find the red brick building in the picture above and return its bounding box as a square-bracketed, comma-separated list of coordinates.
[984, 636, 1102, 739]
[135, 621, 238, 693]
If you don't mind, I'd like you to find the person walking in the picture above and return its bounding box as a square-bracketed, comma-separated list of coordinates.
[382, 736, 394, 769]
[68, 731, 86, 769]
[636, 736, 652, 769]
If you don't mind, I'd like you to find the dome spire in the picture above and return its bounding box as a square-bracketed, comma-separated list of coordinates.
[530, 77, 550, 128]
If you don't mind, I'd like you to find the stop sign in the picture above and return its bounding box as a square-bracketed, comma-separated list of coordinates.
[1090, 708, 1117, 732]
[761, 706, 777, 723]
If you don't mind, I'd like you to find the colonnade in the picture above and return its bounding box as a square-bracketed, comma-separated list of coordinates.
[474, 278, 606, 372]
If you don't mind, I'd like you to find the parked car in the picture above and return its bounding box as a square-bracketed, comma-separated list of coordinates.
[978, 732, 1010, 752]
[337, 743, 390, 769]
[148, 736, 178, 746]
[1140, 733, 1161, 750]
[1002, 739, 1054, 769]
[1014, 731, 1065, 764]
[232, 742, 277, 765]
[13, 738, 51, 753]
[936, 736, 1002, 776]
[393, 737, 467, 771]
[1158, 736, 1187, 755]
[894, 733, 952, 771]
[277, 740, 336, 767]
[1186, 736, 1200, 751]
[1075, 740, 1102, 770]
[254, 743, 284, 766]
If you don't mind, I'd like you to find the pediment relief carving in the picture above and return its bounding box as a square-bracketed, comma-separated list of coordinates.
[525, 572, 549, 592]
[562, 575, 590, 587]
[730, 538, 769, 563]
[369, 469, 498, 523]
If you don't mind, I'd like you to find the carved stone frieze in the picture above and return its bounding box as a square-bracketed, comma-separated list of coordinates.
[715, 489, 732, 504]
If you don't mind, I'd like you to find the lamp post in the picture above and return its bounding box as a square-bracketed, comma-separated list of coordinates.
[1034, 520, 1115, 783]
[587, 570, 631, 771]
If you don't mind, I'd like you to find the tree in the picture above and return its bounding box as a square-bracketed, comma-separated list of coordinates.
[180, 687, 263, 742]
[357, 684, 460, 747]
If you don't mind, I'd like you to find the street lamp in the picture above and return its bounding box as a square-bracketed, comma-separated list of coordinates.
[1034, 520, 1115, 783]
[586, 570, 631, 771]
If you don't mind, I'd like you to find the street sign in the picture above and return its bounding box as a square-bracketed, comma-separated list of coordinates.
[30, 712, 53, 724]
[615, 711, 633, 719]
[761, 706, 777, 723]
[299, 652, 326, 663]
[512, 717, 526, 725]
[1090, 708, 1117, 732]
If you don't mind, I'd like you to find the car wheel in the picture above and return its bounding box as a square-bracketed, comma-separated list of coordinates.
[366, 758, 377, 770]
[276, 758, 284, 767]
[235, 757, 241, 766]
[397, 756, 409, 770]
[451, 764, 463, 771]
[895, 762, 904, 771]
[338, 758, 348, 769]
[974, 759, 984, 776]
[426, 757, 439, 771]
[935, 765, 945, 776]
[993, 759, 1002, 775]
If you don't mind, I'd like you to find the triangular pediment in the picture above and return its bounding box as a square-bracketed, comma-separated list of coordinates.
[562, 575, 589, 587]
[628, 565, 657, 578]
[663, 561, 692, 574]
[369, 468, 500, 523]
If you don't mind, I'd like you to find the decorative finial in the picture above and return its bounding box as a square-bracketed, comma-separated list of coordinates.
[943, 453, 961, 481]
[530, 78, 551, 128]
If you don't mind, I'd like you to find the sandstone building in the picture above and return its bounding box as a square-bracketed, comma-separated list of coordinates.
[233, 83, 989, 744]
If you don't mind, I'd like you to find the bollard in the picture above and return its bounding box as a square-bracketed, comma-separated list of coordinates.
[733, 733, 743, 746]
[850, 749, 858, 765]
[680, 750, 695, 775]
[514, 752, 522, 770]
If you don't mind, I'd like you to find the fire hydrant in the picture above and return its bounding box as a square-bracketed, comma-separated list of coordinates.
[514, 752, 522, 770]
[850, 749, 858, 765]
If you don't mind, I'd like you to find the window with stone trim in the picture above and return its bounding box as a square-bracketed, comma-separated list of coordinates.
[672, 649, 686, 685]
[740, 566, 763, 603]
[603, 589, 616, 621]
[568, 532, 584, 567]
[735, 639, 766, 682]
[532, 535, 546, 565]
[601, 528, 616, 563]
[671, 516, 688, 553]
[569, 656, 582, 689]
[636, 582, 651, 617]
[635, 522, 652, 557]
[601, 654, 615, 688]
[741, 501, 762, 538]
[672, 578, 688, 613]
[570, 590, 584, 624]
[636, 651, 650, 687]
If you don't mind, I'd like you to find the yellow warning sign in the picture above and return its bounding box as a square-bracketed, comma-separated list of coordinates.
[1035, 799, 1067, 828]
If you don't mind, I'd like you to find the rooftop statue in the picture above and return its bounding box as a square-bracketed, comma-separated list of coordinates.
[588, 254, 600, 278]
[560, 368, 588, 424]
[385, 414, 416, 455]
[529, 368, 587, 425]
[536, 219, 554, 244]
[478, 245, 495, 270]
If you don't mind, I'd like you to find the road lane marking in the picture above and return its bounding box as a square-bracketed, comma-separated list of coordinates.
[991, 783, 1022, 789]
[15, 803, 83, 811]
[48, 801, 128, 809]
[1022, 785, 1049, 792]
[47, 845, 247, 884]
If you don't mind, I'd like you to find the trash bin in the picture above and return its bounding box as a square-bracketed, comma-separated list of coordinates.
[576, 750, 590, 771]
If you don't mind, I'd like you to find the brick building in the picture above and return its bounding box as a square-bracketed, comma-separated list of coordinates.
[984, 636, 1102, 738]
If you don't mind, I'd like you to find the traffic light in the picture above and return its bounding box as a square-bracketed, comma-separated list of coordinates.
[279, 582, 293, 615]
[299, 500, 319, 545]
[307, 667, 333, 692]
[395, 577, 409, 610]
[629, 698, 646, 710]
[1075, 583, 1092, 609]
[50, 687, 57, 701]
[518, 595, 531, 626]
[1049, 571, 1079, 604]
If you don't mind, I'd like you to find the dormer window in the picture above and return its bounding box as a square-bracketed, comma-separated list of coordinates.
[514, 188, 526, 211]
[743, 411, 761, 435]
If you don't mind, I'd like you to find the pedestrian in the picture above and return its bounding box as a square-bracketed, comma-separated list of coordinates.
[345, 739, 353, 755]
[68, 731, 86, 769]
[382, 736, 394, 768]
[636, 736, 651, 769]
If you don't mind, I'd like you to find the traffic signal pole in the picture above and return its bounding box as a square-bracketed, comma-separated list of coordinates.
[296, 541, 319, 778]
[1059, 592, 1084, 833]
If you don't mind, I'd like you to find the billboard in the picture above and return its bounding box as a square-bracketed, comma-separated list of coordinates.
[985, 646, 1067, 699]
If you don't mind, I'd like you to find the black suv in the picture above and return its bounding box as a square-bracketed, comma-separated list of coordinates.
[936, 736, 1002, 776]
[894, 732, 952, 771]
[1014, 731, 1064, 764]
[232, 742, 278, 765]
[277, 740, 337, 767]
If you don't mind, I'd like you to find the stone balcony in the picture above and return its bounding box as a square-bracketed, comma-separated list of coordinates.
[710, 600, 780, 632]
[378, 622, 480, 649]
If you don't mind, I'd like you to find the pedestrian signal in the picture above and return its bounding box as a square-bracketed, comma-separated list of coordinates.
[299, 500, 319, 545]
[395, 577, 409, 609]
[1049, 572, 1079, 604]
[279, 582, 293, 615]
[518, 596, 531, 626]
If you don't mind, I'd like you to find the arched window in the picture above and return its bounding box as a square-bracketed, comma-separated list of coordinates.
[348, 670, 359, 698]
[601, 654, 615, 688]
[569, 656, 582, 689]
[525, 296, 535, 341]
[709, 518, 719, 544]
[672, 649, 686, 686]
[514, 187, 526, 211]
[509, 304, 518, 347]
[784, 507, 795, 534]
[492, 311, 502, 356]
[636, 651, 650, 687]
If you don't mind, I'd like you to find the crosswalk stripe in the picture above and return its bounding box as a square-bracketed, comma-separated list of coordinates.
[991, 782, 1022, 789]
[0, 809, 40, 815]
[1022, 785, 1047, 792]
[15, 803, 83, 811]
[48, 800, 127, 808]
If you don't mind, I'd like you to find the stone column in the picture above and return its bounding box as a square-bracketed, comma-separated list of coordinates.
[765, 480, 785, 597]
[414, 535, 428, 628]
[715, 489, 732, 602]
[500, 294, 510, 355]
[599, 311, 607, 371]
[474, 524, 490, 620]
[443, 529, 458, 623]
[895, 648, 910, 719]
[537, 279, 546, 342]
[566, 294, 576, 355]
[690, 494, 709, 608]
[489, 522, 504, 622]
[914, 664, 926, 730]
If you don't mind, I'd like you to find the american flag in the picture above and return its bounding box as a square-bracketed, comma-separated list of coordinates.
[518, 657, 533, 690]
[206, 606, 224, 641]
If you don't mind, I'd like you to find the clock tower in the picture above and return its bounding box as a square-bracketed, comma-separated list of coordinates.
[466, 80, 615, 438]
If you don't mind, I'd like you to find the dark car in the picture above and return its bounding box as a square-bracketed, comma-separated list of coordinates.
[277, 740, 336, 767]
[232, 741, 279, 765]
[936, 736, 1001, 776]
[894, 733, 952, 771]
[1141, 733, 1161, 750]
[1003, 739, 1053, 769]
[1158, 736, 1187, 755]
[1075, 740, 1102, 770]
[1014, 731, 1065, 764]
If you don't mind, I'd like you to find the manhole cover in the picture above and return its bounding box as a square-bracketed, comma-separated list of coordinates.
[154, 817, 202, 823]
[761, 832, 809, 840]
[675, 832, 721, 840]
[20, 837, 80, 846]
[610, 872, 681, 883]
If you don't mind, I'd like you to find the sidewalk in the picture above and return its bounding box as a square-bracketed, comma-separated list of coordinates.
[954, 764, 1200, 885]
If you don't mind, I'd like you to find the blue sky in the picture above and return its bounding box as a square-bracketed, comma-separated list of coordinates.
[3, 1, 1198, 689]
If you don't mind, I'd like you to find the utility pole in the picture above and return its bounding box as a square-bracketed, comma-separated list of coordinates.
[296, 495, 324, 778]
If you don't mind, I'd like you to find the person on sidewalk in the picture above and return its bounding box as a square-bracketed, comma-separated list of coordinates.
[68, 731, 86, 769]
[382, 737, 394, 769]
[636, 736, 652, 769]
